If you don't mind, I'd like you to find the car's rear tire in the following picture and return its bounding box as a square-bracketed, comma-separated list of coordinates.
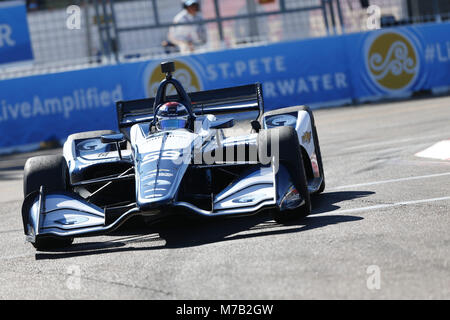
[312, 119, 325, 194]
[262, 105, 325, 194]
[258, 126, 311, 224]
[23, 155, 73, 250]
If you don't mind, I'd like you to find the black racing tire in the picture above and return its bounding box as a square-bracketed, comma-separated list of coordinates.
[23, 155, 73, 250]
[23, 155, 69, 197]
[32, 236, 74, 251]
[311, 117, 325, 194]
[258, 126, 311, 224]
[262, 105, 325, 194]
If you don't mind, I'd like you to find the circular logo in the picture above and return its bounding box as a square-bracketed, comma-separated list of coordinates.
[265, 114, 297, 128]
[366, 31, 419, 92]
[145, 60, 202, 98]
[77, 139, 104, 151]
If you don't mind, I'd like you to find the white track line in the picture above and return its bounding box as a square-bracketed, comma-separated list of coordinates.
[334, 196, 450, 215]
[344, 133, 447, 151]
[329, 172, 450, 191]
[415, 140, 450, 161]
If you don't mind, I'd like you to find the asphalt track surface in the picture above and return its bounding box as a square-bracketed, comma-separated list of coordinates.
[0, 96, 449, 299]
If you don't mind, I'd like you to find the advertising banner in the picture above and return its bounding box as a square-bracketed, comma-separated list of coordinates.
[0, 65, 125, 148]
[0, 22, 449, 149]
[139, 37, 353, 110]
[0, 1, 33, 65]
[346, 22, 450, 100]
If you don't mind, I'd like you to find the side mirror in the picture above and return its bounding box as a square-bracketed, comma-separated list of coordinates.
[101, 133, 125, 144]
[210, 118, 235, 129]
[100, 133, 125, 159]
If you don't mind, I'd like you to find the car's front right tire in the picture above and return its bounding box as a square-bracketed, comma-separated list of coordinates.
[23, 155, 74, 250]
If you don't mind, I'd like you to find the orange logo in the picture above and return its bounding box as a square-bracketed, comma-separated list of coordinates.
[366, 31, 419, 91]
[146, 60, 202, 98]
[302, 131, 311, 144]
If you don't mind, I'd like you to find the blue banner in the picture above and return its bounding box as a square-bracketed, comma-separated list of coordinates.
[1, 22, 450, 149]
[168, 37, 354, 109]
[0, 65, 127, 148]
[346, 23, 450, 100]
[0, 1, 33, 64]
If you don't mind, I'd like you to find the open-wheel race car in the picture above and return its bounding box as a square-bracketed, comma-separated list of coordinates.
[22, 61, 325, 250]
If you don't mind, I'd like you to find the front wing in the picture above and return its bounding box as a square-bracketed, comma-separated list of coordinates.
[22, 161, 298, 243]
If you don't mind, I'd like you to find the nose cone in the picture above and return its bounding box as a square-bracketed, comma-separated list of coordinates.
[134, 130, 195, 210]
[137, 153, 188, 209]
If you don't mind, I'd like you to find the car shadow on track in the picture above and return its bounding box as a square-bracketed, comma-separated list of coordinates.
[311, 190, 375, 215]
[34, 191, 373, 260]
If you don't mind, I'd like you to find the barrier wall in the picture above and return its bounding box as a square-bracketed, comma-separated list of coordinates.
[0, 1, 33, 65]
[1, 22, 450, 149]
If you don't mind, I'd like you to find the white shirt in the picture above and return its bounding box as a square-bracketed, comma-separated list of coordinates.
[168, 9, 207, 49]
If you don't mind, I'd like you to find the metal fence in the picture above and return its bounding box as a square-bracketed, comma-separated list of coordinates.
[1, 0, 449, 79]
[337, 0, 450, 33]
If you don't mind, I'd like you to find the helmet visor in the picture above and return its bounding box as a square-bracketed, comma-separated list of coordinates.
[159, 119, 188, 130]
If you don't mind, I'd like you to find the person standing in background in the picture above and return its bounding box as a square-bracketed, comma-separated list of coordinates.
[166, 0, 207, 54]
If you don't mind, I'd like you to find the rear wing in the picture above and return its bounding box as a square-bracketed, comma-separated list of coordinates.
[116, 83, 264, 136]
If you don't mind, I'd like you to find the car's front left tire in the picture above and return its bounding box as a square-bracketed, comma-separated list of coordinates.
[258, 126, 311, 224]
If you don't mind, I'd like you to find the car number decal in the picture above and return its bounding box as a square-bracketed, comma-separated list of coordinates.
[141, 150, 182, 164]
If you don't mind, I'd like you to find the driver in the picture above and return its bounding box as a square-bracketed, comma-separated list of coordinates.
[155, 102, 190, 131]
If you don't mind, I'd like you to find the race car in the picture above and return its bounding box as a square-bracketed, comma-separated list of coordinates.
[21, 61, 325, 250]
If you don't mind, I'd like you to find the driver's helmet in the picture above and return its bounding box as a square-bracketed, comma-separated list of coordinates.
[155, 101, 189, 131]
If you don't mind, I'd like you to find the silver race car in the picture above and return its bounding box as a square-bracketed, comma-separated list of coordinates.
[21, 62, 325, 250]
